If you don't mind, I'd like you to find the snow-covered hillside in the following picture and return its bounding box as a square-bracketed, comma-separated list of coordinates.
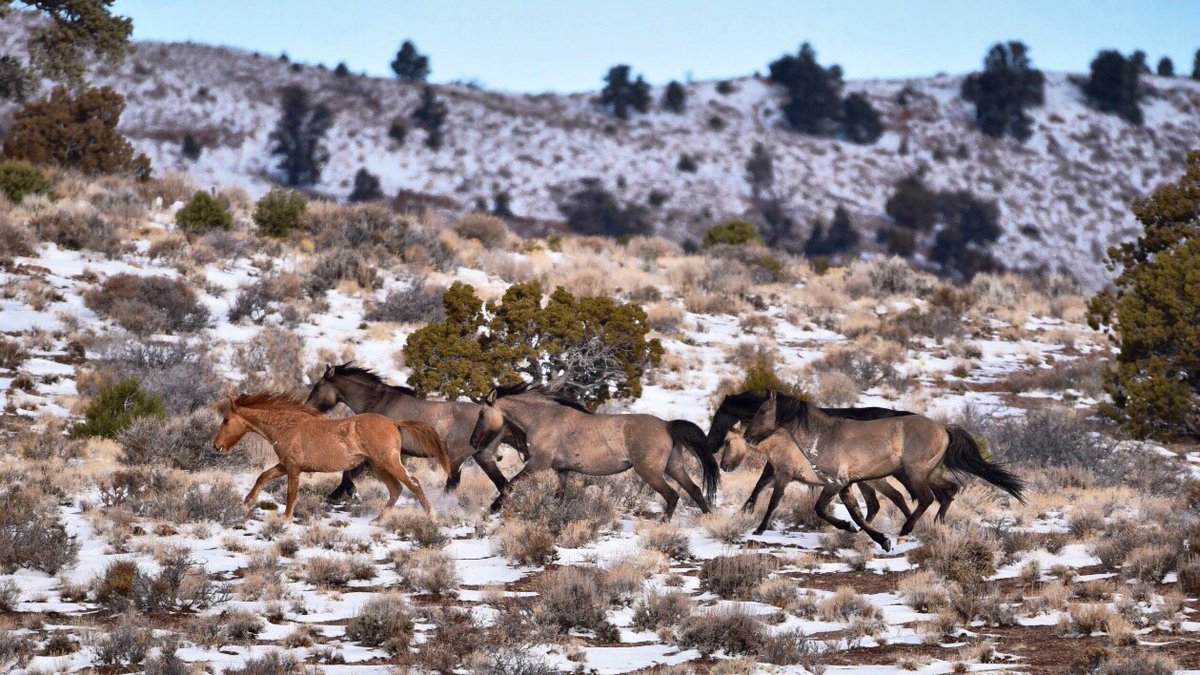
[2, 13, 1198, 289]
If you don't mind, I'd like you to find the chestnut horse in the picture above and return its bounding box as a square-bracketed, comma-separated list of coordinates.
[212, 393, 451, 521]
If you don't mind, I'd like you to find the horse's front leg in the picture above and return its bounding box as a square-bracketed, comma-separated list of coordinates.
[753, 473, 790, 535]
[743, 463, 776, 512]
[245, 464, 286, 508]
[839, 484, 892, 552]
[814, 483, 856, 532]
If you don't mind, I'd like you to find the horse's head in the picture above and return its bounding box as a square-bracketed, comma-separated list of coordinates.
[213, 395, 250, 452]
[746, 390, 778, 443]
[470, 390, 506, 450]
[305, 364, 342, 412]
[719, 427, 751, 472]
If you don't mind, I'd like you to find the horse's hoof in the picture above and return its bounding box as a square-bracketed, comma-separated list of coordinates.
[752, 528, 767, 536]
[876, 538, 892, 553]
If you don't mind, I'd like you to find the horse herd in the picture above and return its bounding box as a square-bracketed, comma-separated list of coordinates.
[212, 363, 1025, 551]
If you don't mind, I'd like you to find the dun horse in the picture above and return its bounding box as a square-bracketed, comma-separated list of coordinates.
[212, 393, 451, 521]
[709, 391, 960, 522]
[469, 384, 719, 519]
[305, 364, 517, 502]
[737, 391, 1024, 550]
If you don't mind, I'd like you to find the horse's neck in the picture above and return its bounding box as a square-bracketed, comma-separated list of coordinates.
[236, 407, 308, 445]
[339, 378, 396, 413]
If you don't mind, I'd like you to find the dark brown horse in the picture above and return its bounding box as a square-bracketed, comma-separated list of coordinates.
[306, 364, 519, 502]
[707, 391, 960, 522]
[213, 393, 451, 521]
[469, 384, 719, 519]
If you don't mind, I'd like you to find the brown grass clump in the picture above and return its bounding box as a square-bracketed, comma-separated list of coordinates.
[453, 213, 508, 248]
[345, 593, 414, 656]
[700, 553, 780, 599]
[494, 520, 556, 566]
[818, 586, 882, 622]
[535, 567, 617, 640]
[907, 525, 997, 589]
[304, 554, 375, 588]
[897, 570, 950, 612]
[679, 605, 764, 656]
[1058, 602, 1111, 636]
[700, 510, 757, 544]
[638, 522, 690, 559]
[1123, 543, 1178, 583]
[392, 548, 459, 596]
[631, 591, 692, 632]
[382, 507, 447, 548]
[83, 273, 209, 335]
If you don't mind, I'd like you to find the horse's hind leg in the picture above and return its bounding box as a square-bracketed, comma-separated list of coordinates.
[840, 484, 892, 552]
[898, 478, 936, 537]
[633, 464, 680, 521]
[931, 475, 959, 523]
[858, 482, 881, 522]
[665, 454, 709, 514]
[742, 463, 775, 512]
[326, 462, 368, 503]
[815, 483, 856, 532]
[872, 479, 913, 521]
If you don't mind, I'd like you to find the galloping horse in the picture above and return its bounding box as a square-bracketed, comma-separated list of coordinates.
[709, 391, 960, 522]
[738, 391, 1024, 550]
[305, 364, 518, 501]
[213, 393, 451, 521]
[469, 384, 719, 519]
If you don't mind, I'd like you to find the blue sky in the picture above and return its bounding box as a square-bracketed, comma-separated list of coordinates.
[112, 0, 1199, 93]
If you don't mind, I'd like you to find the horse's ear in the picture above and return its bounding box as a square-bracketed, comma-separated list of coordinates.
[768, 390, 777, 403]
[324, 364, 334, 378]
[486, 389, 497, 405]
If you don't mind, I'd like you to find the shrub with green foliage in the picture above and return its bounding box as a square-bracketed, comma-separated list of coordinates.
[0, 160, 54, 204]
[768, 43, 844, 136]
[1083, 50, 1143, 125]
[737, 357, 806, 397]
[404, 281, 662, 407]
[703, 220, 761, 248]
[70, 378, 166, 439]
[1088, 150, 1200, 439]
[176, 191, 232, 232]
[252, 189, 306, 237]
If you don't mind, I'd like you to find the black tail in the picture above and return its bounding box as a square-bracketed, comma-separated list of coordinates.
[943, 426, 1025, 503]
[669, 419, 720, 501]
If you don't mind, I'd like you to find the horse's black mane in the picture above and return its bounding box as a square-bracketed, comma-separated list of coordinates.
[711, 390, 915, 441]
[493, 381, 593, 414]
[332, 362, 418, 396]
[707, 391, 770, 452]
[773, 393, 813, 429]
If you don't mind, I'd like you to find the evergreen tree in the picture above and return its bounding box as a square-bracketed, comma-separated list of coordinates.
[3, 86, 150, 179]
[1193, 49, 1200, 79]
[600, 65, 651, 120]
[930, 190, 1002, 280]
[824, 204, 859, 254]
[558, 179, 650, 238]
[1087, 151, 1200, 440]
[803, 221, 827, 258]
[268, 85, 333, 186]
[387, 117, 407, 145]
[333, 61, 350, 78]
[390, 40, 429, 82]
[0, 55, 31, 102]
[1130, 50, 1150, 75]
[411, 86, 447, 150]
[960, 41, 1045, 141]
[2, 0, 132, 86]
[1156, 56, 1174, 77]
[348, 168, 383, 202]
[1083, 50, 1143, 125]
[403, 281, 662, 407]
[180, 133, 201, 161]
[768, 43, 844, 136]
[885, 174, 937, 231]
[662, 80, 687, 113]
[492, 191, 513, 218]
[841, 93, 882, 144]
[744, 142, 774, 200]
